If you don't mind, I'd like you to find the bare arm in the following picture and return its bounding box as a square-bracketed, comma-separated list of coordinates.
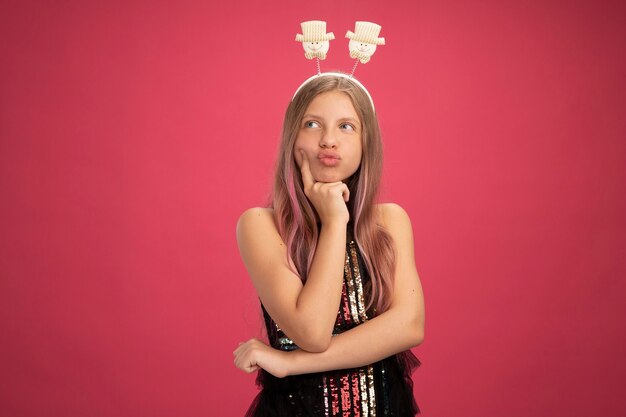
[234, 203, 425, 376]
[237, 209, 346, 352]
[236, 152, 350, 352]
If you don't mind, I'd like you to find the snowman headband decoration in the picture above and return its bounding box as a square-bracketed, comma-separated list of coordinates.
[293, 20, 386, 111]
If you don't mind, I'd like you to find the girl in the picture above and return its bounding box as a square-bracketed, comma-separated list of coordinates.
[234, 73, 425, 416]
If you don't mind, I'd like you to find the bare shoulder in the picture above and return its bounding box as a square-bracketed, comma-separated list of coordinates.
[238, 206, 274, 223]
[374, 203, 415, 255]
[375, 203, 412, 231]
[236, 207, 277, 240]
[236, 205, 291, 267]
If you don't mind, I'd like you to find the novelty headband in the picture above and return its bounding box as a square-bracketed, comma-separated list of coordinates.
[293, 21, 386, 111]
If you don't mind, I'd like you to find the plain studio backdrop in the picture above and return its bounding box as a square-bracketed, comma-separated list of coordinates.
[1, 0, 624, 416]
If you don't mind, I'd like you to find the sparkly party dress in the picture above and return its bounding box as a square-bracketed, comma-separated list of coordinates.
[245, 240, 421, 417]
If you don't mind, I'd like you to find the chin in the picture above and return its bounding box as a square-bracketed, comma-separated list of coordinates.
[313, 166, 359, 183]
[314, 172, 343, 183]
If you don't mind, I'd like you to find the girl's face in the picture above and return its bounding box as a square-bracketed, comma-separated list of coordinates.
[294, 90, 363, 183]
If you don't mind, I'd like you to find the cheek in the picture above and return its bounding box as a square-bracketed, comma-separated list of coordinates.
[352, 140, 364, 163]
[351, 147, 364, 172]
[293, 139, 303, 162]
[293, 137, 314, 167]
[294, 135, 316, 153]
[293, 150, 301, 167]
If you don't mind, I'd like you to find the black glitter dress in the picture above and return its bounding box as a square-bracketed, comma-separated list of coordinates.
[245, 240, 421, 416]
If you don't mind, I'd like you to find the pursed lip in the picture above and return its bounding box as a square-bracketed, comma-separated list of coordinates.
[317, 151, 340, 160]
[317, 151, 341, 167]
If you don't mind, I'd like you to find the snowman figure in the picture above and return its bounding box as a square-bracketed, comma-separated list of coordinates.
[346, 21, 385, 64]
[295, 21, 335, 60]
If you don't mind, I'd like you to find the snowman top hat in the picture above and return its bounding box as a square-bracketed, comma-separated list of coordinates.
[295, 21, 335, 42]
[345, 21, 385, 45]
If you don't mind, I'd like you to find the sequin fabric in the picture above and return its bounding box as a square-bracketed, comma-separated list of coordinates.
[246, 240, 421, 417]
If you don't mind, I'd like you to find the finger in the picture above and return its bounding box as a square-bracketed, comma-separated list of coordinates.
[246, 365, 260, 373]
[299, 151, 315, 190]
[341, 183, 350, 202]
[234, 353, 248, 369]
[233, 342, 247, 356]
[327, 182, 350, 203]
[234, 354, 260, 374]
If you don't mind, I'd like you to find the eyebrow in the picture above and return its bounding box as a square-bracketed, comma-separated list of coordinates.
[302, 114, 361, 126]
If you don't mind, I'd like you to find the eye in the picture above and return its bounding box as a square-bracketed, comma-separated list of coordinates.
[304, 120, 320, 128]
[340, 123, 355, 131]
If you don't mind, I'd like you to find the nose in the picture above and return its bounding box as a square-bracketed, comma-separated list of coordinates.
[319, 129, 337, 149]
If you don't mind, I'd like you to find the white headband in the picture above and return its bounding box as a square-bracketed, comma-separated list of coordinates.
[291, 72, 375, 112]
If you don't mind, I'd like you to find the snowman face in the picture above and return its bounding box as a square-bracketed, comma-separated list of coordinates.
[303, 41, 330, 54]
[349, 39, 377, 57]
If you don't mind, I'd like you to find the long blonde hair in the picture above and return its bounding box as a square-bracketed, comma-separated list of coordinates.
[272, 75, 395, 313]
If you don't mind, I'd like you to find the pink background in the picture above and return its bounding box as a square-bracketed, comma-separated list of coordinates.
[1, 0, 625, 416]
